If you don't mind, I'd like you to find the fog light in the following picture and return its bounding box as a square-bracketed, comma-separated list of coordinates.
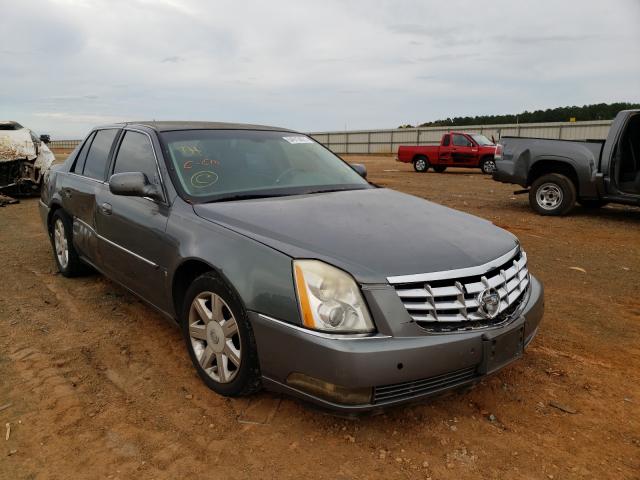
[286, 373, 372, 405]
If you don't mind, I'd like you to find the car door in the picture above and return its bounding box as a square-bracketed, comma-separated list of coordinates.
[63, 129, 119, 265]
[438, 134, 452, 164]
[94, 129, 173, 313]
[451, 134, 475, 164]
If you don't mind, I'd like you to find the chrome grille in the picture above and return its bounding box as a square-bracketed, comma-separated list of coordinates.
[388, 249, 529, 331]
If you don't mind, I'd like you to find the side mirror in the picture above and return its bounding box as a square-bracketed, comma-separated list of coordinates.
[109, 172, 163, 201]
[350, 163, 367, 179]
[39, 134, 51, 144]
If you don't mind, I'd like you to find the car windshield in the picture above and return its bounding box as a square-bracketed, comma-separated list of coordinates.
[161, 129, 370, 202]
[470, 134, 494, 146]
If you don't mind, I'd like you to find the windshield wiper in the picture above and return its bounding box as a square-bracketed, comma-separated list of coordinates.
[206, 185, 370, 203]
[207, 192, 298, 203]
[302, 186, 369, 195]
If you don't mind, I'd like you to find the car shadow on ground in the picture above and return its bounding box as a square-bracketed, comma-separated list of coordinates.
[495, 198, 640, 224]
[423, 171, 487, 176]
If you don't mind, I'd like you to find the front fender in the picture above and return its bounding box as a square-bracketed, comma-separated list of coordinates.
[165, 199, 300, 325]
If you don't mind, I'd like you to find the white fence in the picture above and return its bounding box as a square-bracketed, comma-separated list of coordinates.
[49, 119, 613, 154]
[309, 120, 613, 154]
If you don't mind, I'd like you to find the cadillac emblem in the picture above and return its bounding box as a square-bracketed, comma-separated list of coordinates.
[478, 288, 500, 319]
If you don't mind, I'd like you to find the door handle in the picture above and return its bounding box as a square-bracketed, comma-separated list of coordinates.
[100, 202, 112, 215]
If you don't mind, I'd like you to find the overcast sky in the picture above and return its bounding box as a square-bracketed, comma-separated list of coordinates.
[1, 0, 639, 138]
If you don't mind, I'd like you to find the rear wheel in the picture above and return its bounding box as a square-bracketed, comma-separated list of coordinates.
[529, 173, 576, 216]
[433, 166, 447, 173]
[50, 210, 87, 277]
[181, 272, 261, 397]
[413, 156, 429, 173]
[480, 158, 496, 174]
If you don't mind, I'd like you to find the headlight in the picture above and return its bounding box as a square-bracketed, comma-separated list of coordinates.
[293, 260, 374, 333]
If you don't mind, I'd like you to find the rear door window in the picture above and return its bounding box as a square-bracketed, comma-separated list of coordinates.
[112, 131, 161, 185]
[83, 129, 119, 180]
[73, 132, 95, 174]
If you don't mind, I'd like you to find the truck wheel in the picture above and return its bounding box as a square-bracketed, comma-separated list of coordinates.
[413, 156, 429, 173]
[529, 173, 576, 216]
[480, 158, 496, 174]
[50, 210, 87, 277]
[578, 199, 608, 209]
[433, 166, 447, 173]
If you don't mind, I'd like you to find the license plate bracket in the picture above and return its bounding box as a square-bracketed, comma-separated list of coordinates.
[479, 322, 525, 375]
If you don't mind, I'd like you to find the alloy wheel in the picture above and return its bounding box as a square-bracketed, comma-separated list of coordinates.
[482, 160, 496, 174]
[188, 291, 242, 383]
[53, 219, 69, 269]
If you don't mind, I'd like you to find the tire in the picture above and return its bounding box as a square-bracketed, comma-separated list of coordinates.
[578, 199, 608, 209]
[50, 210, 87, 277]
[181, 272, 261, 397]
[529, 173, 577, 216]
[480, 158, 496, 174]
[413, 156, 429, 173]
[433, 166, 447, 173]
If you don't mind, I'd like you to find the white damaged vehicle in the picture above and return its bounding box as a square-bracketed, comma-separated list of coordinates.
[0, 121, 55, 194]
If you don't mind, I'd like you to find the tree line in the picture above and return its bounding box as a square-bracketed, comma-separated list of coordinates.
[398, 102, 640, 128]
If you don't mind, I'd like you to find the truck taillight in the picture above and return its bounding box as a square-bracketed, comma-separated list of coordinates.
[494, 144, 503, 161]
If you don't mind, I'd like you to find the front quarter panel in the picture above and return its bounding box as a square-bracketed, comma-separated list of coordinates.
[166, 199, 300, 324]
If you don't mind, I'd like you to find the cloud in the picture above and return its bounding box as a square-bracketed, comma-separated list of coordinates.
[493, 34, 599, 45]
[161, 56, 185, 63]
[0, 0, 638, 138]
[34, 112, 126, 124]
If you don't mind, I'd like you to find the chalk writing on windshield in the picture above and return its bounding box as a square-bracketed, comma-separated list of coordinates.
[177, 145, 203, 156]
[190, 171, 219, 188]
[182, 158, 221, 170]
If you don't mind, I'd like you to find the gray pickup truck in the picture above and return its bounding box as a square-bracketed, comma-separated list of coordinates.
[492, 110, 640, 215]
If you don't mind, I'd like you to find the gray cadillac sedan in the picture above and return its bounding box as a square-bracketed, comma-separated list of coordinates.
[40, 122, 543, 412]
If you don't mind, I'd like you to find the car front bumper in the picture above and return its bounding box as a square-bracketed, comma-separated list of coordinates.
[250, 275, 544, 412]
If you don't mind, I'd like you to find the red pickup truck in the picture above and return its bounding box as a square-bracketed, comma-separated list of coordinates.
[397, 132, 498, 174]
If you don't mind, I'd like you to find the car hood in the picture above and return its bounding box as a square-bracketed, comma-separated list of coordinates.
[193, 188, 518, 284]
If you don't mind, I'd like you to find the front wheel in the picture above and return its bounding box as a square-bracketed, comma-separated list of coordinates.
[529, 173, 576, 216]
[181, 272, 261, 397]
[480, 158, 496, 174]
[413, 156, 429, 173]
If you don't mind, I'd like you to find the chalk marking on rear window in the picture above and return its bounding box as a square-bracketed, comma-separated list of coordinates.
[283, 136, 313, 144]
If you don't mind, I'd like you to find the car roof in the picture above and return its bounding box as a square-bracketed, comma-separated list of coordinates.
[102, 121, 299, 133]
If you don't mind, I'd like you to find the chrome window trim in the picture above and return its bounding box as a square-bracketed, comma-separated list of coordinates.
[387, 246, 520, 284]
[257, 313, 390, 340]
[74, 217, 158, 268]
[66, 171, 107, 185]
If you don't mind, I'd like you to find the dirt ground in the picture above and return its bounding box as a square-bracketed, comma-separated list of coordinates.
[1, 155, 639, 480]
